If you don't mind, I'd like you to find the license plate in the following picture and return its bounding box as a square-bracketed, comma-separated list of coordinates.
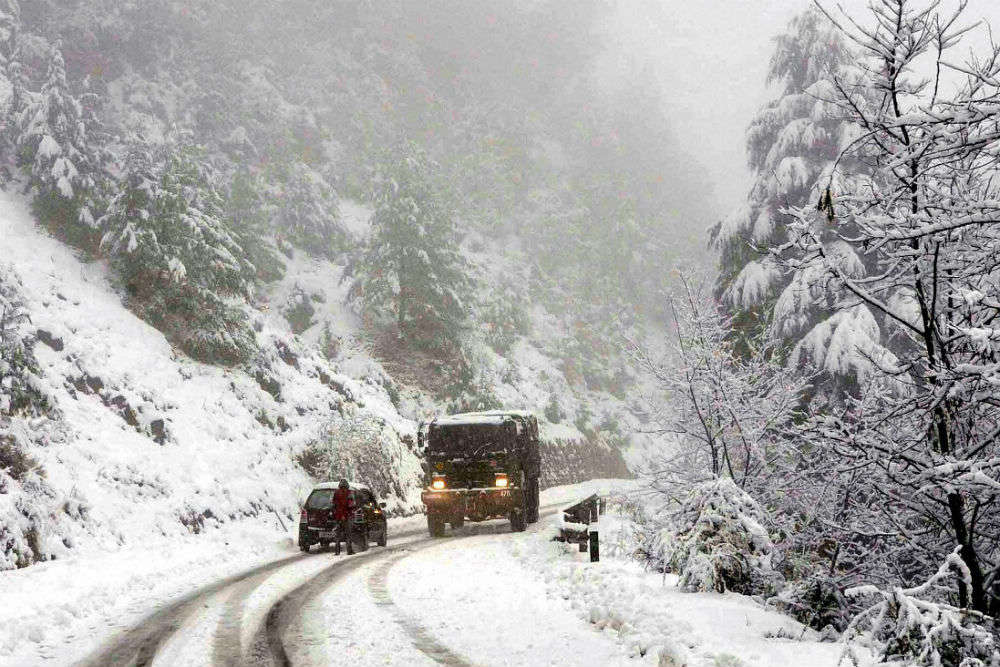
[319, 531, 335, 539]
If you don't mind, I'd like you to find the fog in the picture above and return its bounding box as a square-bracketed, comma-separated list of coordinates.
[603, 0, 1000, 224]
[8, 0, 1000, 331]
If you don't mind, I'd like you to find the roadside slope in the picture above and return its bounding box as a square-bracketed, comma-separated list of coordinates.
[0, 189, 424, 570]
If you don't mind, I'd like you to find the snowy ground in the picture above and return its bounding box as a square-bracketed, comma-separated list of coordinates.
[1, 480, 861, 667]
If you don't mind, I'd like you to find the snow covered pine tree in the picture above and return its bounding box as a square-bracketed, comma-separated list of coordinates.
[15, 39, 107, 250]
[100, 136, 258, 365]
[712, 7, 865, 379]
[347, 144, 469, 355]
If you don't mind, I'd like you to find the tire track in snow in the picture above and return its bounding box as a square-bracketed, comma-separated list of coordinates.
[75, 501, 566, 667]
[211, 560, 291, 667]
[258, 515, 546, 666]
[261, 542, 434, 667]
[362, 507, 561, 667]
[367, 549, 479, 667]
[76, 552, 309, 667]
[76, 526, 429, 666]
[256, 524, 433, 667]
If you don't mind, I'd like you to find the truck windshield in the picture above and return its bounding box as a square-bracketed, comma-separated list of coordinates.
[426, 423, 511, 458]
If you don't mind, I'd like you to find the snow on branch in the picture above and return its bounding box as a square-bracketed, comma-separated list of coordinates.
[839, 549, 1000, 667]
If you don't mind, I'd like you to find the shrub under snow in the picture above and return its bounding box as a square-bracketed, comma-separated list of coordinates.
[772, 574, 851, 633]
[840, 550, 1000, 667]
[664, 478, 780, 595]
[294, 409, 422, 512]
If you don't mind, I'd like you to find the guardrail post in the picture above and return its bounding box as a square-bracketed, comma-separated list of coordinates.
[557, 494, 603, 562]
[589, 496, 600, 562]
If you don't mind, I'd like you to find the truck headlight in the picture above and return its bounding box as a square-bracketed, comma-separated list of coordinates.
[495, 473, 509, 488]
[431, 474, 446, 490]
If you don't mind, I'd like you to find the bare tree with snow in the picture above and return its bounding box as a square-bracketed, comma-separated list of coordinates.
[779, 0, 1000, 617]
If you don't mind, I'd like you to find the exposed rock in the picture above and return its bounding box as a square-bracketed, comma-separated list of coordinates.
[150, 419, 167, 445]
[275, 340, 299, 368]
[36, 329, 64, 351]
[255, 371, 282, 401]
[107, 395, 139, 427]
[85, 375, 103, 393]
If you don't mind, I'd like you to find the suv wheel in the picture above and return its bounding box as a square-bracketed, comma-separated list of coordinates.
[354, 529, 369, 552]
[451, 515, 464, 529]
[427, 514, 446, 537]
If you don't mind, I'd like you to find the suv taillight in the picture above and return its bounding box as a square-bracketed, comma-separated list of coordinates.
[300, 508, 307, 521]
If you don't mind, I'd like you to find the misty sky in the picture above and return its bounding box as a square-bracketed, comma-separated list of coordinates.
[606, 0, 1000, 224]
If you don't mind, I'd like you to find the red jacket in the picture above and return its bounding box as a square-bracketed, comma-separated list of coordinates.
[333, 488, 355, 520]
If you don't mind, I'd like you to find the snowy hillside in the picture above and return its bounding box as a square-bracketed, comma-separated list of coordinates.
[0, 190, 424, 568]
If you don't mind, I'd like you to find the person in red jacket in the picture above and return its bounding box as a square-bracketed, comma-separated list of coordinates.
[332, 478, 355, 555]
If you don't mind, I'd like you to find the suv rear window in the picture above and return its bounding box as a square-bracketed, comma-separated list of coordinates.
[306, 489, 334, 509]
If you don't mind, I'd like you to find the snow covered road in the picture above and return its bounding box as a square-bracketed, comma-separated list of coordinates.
[76, 525, 434, 667]
[71, 509, 568, 667]
[4, 480, 853, 667]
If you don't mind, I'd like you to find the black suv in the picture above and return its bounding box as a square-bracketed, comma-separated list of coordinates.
[298, 481, 388, 553]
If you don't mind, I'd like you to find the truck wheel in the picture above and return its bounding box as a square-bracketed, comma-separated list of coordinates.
[299, 542, 311, 553]
[509, 509, 527, 532]
[377, 525, 387, 547]
[427, 515, 446, 537]
[527, 477, 540, 524]
[451, 515, 465, 529]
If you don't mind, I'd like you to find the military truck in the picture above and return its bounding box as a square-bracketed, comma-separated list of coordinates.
[419, 411, 541, 536]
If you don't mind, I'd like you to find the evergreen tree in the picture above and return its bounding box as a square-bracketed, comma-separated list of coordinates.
[0, 1, 17, 65]
[712, 8, 855, 357]
[226, 167, 284, 283]
[272, 161, 344, 259]
[100, 136, 257, 365]
[0, 0, 23, 178]
[348, 145, 470, 354]
[102, 137, 254, 298]
[780, 0, 1000, 615]
[98, 140, 156, 267]
[16, 39, 106, 249]
[0, 265, 48, 417]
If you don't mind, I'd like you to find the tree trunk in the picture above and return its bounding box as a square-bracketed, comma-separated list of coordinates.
[948, 492, 987, 612]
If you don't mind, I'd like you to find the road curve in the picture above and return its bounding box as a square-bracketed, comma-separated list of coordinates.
[76, 524, 429, 667]
[367, 549, 479, 667]
[75, 552, 308, 667]
[261, 506, 561, 667]
[260, 540, 435, 667]
[78, 504, 562, 667]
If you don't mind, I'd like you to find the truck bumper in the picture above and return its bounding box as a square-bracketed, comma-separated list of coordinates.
[422, 487, 524, 521]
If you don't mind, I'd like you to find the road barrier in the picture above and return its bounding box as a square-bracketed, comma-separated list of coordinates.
[554, 494, 606, 562]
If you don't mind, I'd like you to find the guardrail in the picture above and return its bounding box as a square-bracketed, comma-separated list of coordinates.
[554, 493, 606, 562]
